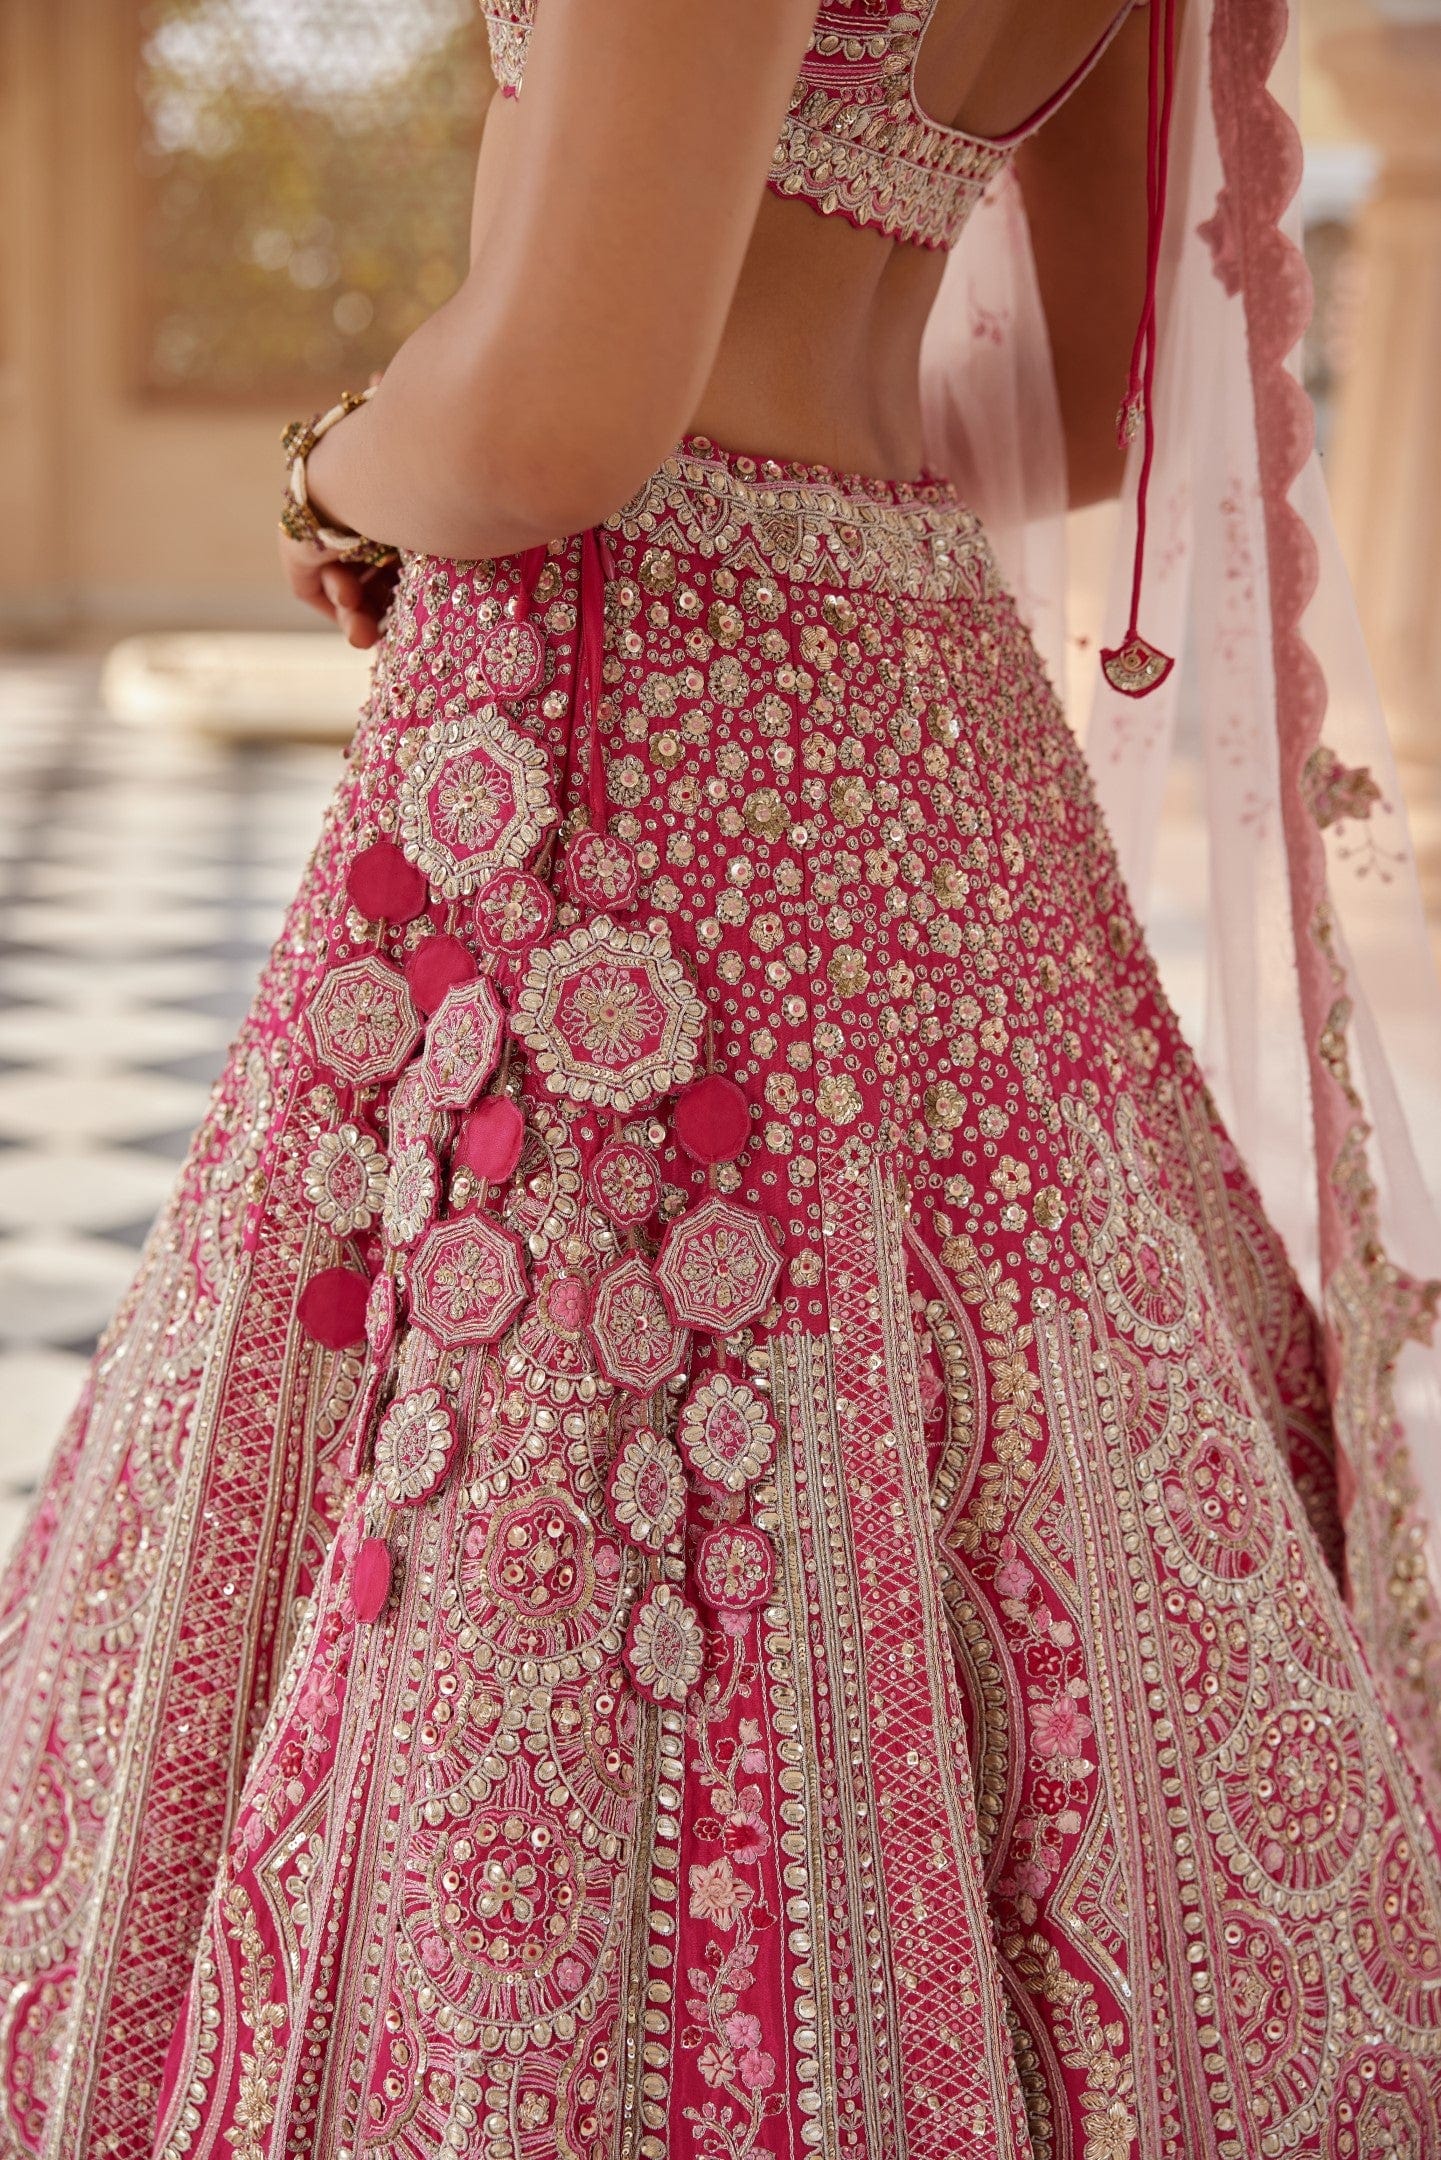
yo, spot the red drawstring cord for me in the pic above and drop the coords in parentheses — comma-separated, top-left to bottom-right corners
(559, 527, 616, 836)
(513, 543, 548, 621)
(1100, 0, 1179, 700)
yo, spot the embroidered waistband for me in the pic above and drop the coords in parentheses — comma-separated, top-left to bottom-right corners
(607, 433, 998, 604)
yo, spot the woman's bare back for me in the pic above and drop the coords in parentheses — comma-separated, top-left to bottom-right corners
(469, 0, 1153, 488)
(297, 0, 1159, 621)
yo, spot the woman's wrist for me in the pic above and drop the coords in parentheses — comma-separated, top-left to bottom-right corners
(279, 388, 395, 567)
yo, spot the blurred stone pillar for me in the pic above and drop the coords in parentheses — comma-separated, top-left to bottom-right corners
(1320, 7, 1441, 899)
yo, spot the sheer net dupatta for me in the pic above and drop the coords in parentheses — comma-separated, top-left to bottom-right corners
(919, 0, 1441, 1800)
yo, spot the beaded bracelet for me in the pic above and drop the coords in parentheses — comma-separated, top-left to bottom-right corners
(280, 386, 397, 568)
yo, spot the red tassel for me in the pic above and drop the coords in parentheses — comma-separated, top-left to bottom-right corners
(1103, 0, 1180, 700)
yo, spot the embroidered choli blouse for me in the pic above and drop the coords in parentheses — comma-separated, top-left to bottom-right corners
(480, 1, 1134, 253)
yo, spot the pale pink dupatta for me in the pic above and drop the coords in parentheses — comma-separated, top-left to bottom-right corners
(920, 0, 1441, 1796)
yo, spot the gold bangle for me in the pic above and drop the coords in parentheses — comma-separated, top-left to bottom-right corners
(280, 385, 396, 566)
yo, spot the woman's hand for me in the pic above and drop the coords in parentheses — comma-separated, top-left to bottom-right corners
(277, 529, 397, 651)
(276, 0, 824, 565)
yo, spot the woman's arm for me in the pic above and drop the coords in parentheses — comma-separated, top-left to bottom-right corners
(302, 0, 821, 564)
(1012, 3, 1156, 509)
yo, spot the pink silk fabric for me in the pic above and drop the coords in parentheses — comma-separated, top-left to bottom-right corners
(3, 439, 1441, 2159)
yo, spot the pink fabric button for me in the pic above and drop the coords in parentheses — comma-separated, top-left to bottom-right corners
(673, 1073, 751, 1165)
(404, 934, 478, 1016)
(297, 1266, 371, 1350)
(456, 1095, 526, 1184)
(352, 1536, 393, 1623)
(345, 839, 428, 925)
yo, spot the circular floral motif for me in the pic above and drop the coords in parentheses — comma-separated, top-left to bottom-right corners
(514, 1268, 596, 1380)
(475, 616, 546, 701)
(1352, 1820, 1441, 2026)
(309, 956, 422, 1087)
(624, 1583, 705, 1705)
(397, 706, 558, 898)
(373, 1386, 460, 1508)
(1213, 1903, 1332, 2135)
(512, 915, 705, 1114)
(677, 1375, 776, 1493)
(472, 868, 556, 956)
(695, 1524, 775, 1612)
(1159, 1422, 1277, 1584)
(382, 1139, 440, 1248)
(656, 1198, 782, 1333)
(587, 1138, 661, 1228)
(815, 1072, 863, 1128)
(1326, 2046, 1441, 2160)
(1101, 1219, 1193, 1349)
(409, 1215, 529, 1348)
(302, 1123, 388, 1235)
(587, 1254, 690, 1394)
(605, 1427, 687, 1553)
(456, 1487, 626, 1673)
(563, 828, 640, 913)
(1217, 1697, 1372, 1897)
(401, 1805, 615, 2025)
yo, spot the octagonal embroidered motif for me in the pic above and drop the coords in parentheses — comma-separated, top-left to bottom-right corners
(694, 1524, 775, 1613)
(512, 915, 704, 1114)
(397, 706, 557, 898)
(409, 1214, 529, 1348)
(373, 1386, 461, 1509)
(656, 1197, 781, 1333)
(309, 956, 422, 1087)
(586, 1254, 689, 1394)
(419, 977, 505, 1111)
(475, 617, 546, 702)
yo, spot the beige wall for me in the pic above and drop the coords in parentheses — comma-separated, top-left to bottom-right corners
(0, 0, 298, 635)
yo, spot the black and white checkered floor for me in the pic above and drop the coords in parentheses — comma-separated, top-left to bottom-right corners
(2, 654, 1436, 1569)
(0, 656, 340, 1560)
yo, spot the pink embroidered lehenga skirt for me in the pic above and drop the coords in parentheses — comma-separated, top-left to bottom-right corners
(3, 436, 1441, 2160)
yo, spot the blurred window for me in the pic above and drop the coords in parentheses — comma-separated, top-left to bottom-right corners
(136, 0, 488, 399)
